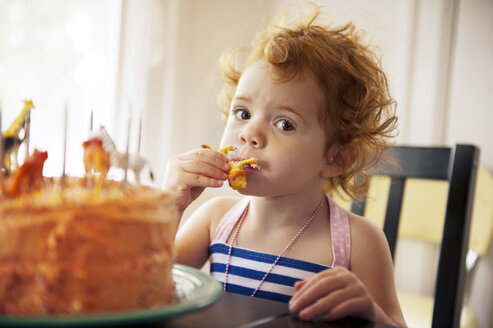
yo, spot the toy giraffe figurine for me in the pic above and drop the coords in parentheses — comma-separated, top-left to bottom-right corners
(89, 126, 154, 184)
(2, 100, 35, 173)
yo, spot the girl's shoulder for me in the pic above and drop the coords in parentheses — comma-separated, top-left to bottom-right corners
(346, 211, 392, 268)
(197, 195, 245, 238)
(201, 195, 242, 216)
(346, 211, 384, 239)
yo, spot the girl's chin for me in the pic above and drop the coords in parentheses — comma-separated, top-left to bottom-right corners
(234, 186, 274, 197)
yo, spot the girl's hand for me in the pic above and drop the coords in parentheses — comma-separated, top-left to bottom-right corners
(162, 147, 230, 215)
(289, 267, 376, 322)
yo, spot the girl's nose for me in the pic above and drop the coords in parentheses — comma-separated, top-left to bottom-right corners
(239, 123, 264, 148)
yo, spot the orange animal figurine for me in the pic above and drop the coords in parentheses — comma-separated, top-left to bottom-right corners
(4, 149, 48, 197)
(82, 138, 110, 189)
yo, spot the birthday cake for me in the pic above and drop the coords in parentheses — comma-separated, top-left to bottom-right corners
(0, 151, 177, 315)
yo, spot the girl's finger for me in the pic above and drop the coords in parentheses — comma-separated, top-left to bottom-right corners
(294, 279, 307, 291)
(177, 169, 225, 189)
(289, 274, 345, 313)
(297, 284, 360, 320)
(180, 160, 229, 180)
(180, 148, 230, 172)
(322, 295, 375, 322)
(290, 268, 342, 306)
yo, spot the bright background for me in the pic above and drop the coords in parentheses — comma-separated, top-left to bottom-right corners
(1, 0, 492, 326)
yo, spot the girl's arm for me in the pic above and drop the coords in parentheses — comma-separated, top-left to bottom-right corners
(349, 214, 407, 327)
(289, 214, 407, 327)
(162, 146, 233, 268)
(175, 196, 239, 268)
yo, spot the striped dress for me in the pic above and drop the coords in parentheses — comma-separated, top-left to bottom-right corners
(209, 195, 351, 303)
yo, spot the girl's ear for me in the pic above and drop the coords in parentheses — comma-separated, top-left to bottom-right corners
(321, 144, 345, 178)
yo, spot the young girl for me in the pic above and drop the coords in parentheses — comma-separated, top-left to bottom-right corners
(163, 5, 406, 327)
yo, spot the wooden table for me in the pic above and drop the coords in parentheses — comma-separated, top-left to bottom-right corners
(141, 292, 396, 328)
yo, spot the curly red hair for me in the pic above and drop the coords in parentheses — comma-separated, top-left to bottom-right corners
(217, 5, 398, 201)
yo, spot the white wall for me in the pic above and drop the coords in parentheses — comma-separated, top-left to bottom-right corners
(116, 0, 492, 326)
(447, 1, 493, 325)
(447, 0, 493, 166)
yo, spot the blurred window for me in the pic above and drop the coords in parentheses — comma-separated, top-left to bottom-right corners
(0, 0, 121, 176)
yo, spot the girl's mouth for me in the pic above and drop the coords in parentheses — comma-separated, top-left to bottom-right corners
(243, 163, 260, 172)
(230, 158, 260, 169)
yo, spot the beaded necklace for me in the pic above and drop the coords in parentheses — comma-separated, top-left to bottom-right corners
(223, 196, 326, 296)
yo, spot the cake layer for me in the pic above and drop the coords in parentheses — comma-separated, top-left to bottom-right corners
(0, 202, 176, 261)
(0, 251, 174, 315)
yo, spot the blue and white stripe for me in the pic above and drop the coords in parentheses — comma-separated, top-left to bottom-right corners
(209, 243, 330, 303)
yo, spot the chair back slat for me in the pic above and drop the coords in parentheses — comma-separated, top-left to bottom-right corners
(390, 146, 451, 179)
(383, 177, 405, 259)
(432, 145, 479, 328)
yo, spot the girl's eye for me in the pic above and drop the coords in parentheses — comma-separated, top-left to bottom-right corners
(234, 108, 251, 120)
(275, 119, 296, 132)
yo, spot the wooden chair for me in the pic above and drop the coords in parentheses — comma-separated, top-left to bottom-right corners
(343, 144, 480, 328)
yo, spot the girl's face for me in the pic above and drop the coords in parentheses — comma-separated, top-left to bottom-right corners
(220, 60, 336, 197)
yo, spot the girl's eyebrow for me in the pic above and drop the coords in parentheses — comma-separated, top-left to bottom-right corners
(276, 105, 306, 123)
(232, 95, 251, 102)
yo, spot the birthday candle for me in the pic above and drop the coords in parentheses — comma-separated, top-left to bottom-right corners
(89, 109, 94, 132)
(123, 114, 131, 186)
(61, 105, 68, 188)
(0, 105, 4, 176)
(137, 110, 142, 155)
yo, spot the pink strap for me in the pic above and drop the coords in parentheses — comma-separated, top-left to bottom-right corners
(328, 195, 351, 269)
(212, 197, 250, 243)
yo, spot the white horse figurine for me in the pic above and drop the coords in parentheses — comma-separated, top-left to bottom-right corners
(89, 126, 154, 184)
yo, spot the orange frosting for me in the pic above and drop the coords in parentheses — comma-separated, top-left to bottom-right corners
(0, 177, 177, 315)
